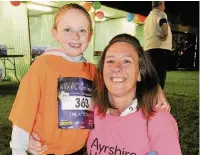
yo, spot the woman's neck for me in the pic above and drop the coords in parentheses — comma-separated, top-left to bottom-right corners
(109, 93, 135, 115)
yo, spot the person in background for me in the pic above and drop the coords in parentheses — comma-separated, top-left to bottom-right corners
(87, 34, 182, 155)
(144, 1, 172, 89)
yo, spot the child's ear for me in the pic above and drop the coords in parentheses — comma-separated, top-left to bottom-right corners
(51, 28, 58, 41)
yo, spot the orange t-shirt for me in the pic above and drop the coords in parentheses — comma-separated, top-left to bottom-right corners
(9, 55, 96, 154)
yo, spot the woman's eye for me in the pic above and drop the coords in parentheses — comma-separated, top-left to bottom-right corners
(64, 28, 71, 32)
(106, 60, 114, 64)
(123, 60, 131, 64)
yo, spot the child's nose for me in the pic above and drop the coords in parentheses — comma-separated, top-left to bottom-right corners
(72, 31, 80, 40)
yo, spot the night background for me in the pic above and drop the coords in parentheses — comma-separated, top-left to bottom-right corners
(101, 1, 199, 70)
(101, 1, 199, 26)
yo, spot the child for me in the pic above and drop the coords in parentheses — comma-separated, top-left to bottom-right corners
(9, 3, 95, 155)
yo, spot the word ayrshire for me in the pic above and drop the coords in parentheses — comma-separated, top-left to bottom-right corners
(89, 138, 136, 155)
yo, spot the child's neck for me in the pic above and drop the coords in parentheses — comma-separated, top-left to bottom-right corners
(44, 48, 86, 62)
(58, 47, 83, 61)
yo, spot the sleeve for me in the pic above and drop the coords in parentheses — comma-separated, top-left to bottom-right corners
(148, 111, 182, 155)
(157, 12, 168, 27)
(89, 63, 97, 80)
(9, 56, 47, 134)
(10, 125, 29, 155)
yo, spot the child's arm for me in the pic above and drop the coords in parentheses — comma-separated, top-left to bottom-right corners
(9, 57, 47, 154)
(155, 85, 170, 111)
(10, 125, 29, 155)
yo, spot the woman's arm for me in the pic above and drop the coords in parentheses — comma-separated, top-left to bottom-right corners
(27, 132, 48, 155)
(10, 126, 48, 155)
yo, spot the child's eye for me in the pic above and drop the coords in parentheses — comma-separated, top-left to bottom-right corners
(80, 29, 87, 33)
(64, 28, 71, 32)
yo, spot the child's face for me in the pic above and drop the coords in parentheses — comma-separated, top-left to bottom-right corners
(52, 9, 92, 57)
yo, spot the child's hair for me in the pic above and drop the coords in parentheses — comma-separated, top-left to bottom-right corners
(53, 3, 93, 33)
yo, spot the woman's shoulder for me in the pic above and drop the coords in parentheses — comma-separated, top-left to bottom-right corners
(153, 110, 174, 118)
(150, 111, 176, 124)
(148, 111, 178, 132)
(147, 112, 181, 154)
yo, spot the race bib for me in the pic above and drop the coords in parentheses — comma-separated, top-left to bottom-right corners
(58, 77, 94, 129)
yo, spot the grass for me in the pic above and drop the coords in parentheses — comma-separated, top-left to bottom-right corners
(0, 71, 199, 155)
(0, 95, 14, 155)
(0, 81, 18, 94)
(165, 71, 199, 155)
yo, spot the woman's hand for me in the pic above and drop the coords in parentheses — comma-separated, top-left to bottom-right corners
(27, 132, 48, 155)
(155, 85, 171, 111)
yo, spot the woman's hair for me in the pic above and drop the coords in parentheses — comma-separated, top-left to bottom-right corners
(53, 3, 93, 33)
(92, 33, 159, 119)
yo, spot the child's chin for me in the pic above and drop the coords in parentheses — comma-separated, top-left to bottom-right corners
(66, 51, 83, 57)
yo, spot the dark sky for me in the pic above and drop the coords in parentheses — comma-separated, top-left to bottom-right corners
(101, 1, 199, 27)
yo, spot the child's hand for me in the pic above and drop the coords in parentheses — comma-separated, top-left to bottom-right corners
(155, 86, 171, 112)
(28, 132, 48, 155)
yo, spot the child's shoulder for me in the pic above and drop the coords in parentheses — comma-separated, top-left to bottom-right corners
(87, 62, 96, 68)
(35, 54, 63, 65)
(81, 62, 96, 79)
(31, 55, 49, 67)
(33, 54, 51, 62)
(85, 62, 96, 72)
(30, 55, 61, 72)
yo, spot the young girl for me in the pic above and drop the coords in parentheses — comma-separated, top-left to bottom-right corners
(10, 3, 170, 155)
(9, 3, 95, 155)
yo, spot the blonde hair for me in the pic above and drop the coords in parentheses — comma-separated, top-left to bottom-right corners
(53, 3, 93, 33)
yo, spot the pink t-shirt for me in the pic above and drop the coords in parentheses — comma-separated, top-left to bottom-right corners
(87, 110, 182, 155)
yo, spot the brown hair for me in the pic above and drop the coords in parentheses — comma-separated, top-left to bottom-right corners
(53, 3, 93, 33)
(92, 34, 159, 119)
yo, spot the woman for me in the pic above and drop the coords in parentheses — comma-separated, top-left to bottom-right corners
(87, 34, 182, 155)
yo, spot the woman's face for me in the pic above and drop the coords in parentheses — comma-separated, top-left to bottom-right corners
(103, 42, 141, 98)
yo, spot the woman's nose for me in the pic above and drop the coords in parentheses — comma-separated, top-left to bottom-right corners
(112, 62, 122, 73)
